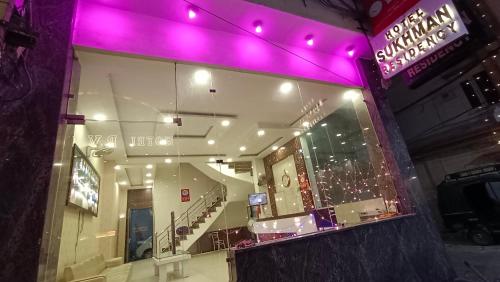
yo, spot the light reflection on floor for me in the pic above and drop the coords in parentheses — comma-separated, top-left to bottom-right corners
(129, 251, 229, 282)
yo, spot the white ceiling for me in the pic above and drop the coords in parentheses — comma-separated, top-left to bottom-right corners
(75, 50, 358, 187)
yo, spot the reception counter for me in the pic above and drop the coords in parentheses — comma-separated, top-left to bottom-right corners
(228, 214, 456, 282)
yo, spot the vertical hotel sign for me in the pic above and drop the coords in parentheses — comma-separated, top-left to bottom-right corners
(369, 0, 468, 79)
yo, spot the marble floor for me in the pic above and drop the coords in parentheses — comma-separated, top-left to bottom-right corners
(129, 251, 229, 282)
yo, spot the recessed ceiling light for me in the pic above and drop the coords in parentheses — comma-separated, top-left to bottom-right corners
(159, 139, 167, 146)
(163, 116, 174, 123)
(257, 130, 265, 136)
(226, 158, 233, 162)
(114, 165, 121, 170)
(146, 173, 152, 177)
(293, 131, 301, 136)
(343, 90, 360, 101)
(93, 113, 107, 121)
(119, 181, 127, 185)
(305, 34, 314, 46)
(221, 120, 230, 127)
(146, 164, 153, 169)
(209, 157, 216, 162)
(240, 146, 247, 152)
(302, 121, 310, 127)
(146, 185, 153, 188)
(145, 179, 153, 184)
(188, 8, 196, 19)
(129, 143, 135, 147)
(346, 45, 355, 57)
(279, 82, 293, 94)
(164, 158, 172, 164)
(207, 139, 215, 145)
(336, 133, 342, 137)
(306, 132, 312, 136)
(272, 145, 278, 151)
(194, 70, 210, 85)
(255, 24, 262, 33)
(321, 123, 327, 127)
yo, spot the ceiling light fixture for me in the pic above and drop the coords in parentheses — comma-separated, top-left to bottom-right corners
(207, 139, 215, 145)
(272, 145, 278, 151)
(221, 120, 230, 127)
(163, 116, 174, 123)
(257, 130, 265, 136)
(280, 82, 293, 94)
(305, 34, 314, 46)
(254, 20, 263, 33)
(145, 179, 153, 184)
(146, 173, 152, 177)
(343, 90, 360, 101)
(119, 181, 127, 185)
(188, 7, 197, 19)
(293, 131, 301, 136)
(114, 165, 121, 170)
(164, 158, 172, 164)
(321, 123, 327, 127)
(240, 146, 247, 152)
(93, 113, 107, 121)
(146, 164, 153, 169)
(209, 157, 216, 162)
(302, 121, 310, 127)
(129, 143, 135, 147)
(346, 45, 355, 57)
(306, 132, 312, 136)
(194, 69, 210, 85)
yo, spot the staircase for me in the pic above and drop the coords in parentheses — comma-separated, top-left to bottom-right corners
(154, 185, 227, 258)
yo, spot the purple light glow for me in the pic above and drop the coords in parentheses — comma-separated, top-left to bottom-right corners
(254, 20, 263, 34)
(346, 45, 355, 57)
(305, 35, 314, 46)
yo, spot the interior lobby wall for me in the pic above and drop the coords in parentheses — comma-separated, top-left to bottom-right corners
(153, 163, 221, 232)
(56, 125, 124, 282)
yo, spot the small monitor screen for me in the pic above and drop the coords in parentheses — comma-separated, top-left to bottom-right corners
(68, 145, 100, 216)
(248, 193, 268, 206)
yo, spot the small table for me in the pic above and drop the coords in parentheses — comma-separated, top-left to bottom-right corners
(153, 254, 191, 281)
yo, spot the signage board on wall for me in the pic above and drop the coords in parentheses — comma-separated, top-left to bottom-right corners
(370, 0, 468, 79)
(181, 188, 190, 202)
(363, 0, 420, 35)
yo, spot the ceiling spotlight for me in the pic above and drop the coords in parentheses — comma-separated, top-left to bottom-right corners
(114, 165, 121, 170)
(346, 45, 355, 57)
(272, 145, 278, 151)
(119, 181, 127, 185)
(293, 131, 301, 136)
(93, 113, 107, 121)
(146, 173, 152, 177)
(226, 158, 233, 162)
(194, 69, 210, 85)
(221, 120, 230, 127)
(302, 121, 310, 127)
(146, 164, 153, 169)
(209, 157, 216, 162)
(240, 146, 247, 152)
(145, 179, 154, 184)
(257, 130, 265, 136)
(306, 132, 312, 136)
(336, 133, 342, 137)
(164, 158, 172, 164)
(159, 139, 167, 146)
(188, 7, 197, 19)
(280, 82, 293, 94)
(163, 116, 174, 123)
(305, 34, 314, 46)
(207, 139, 215, 145)
(254, 20, 263, 33)
(321, 123, 327, 127)
(343, 90, 360, 101)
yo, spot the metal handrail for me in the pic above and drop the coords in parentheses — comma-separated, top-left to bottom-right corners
(155, 184, 226, 256)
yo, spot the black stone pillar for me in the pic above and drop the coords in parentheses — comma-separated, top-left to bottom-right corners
(0, 1, 77, 281)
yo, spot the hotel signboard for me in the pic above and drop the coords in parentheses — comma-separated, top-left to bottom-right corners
(370, 0, 468, 79)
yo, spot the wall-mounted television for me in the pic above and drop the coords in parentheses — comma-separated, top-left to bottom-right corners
(67, 144, 100, 216)
(248, 193, 268, 206)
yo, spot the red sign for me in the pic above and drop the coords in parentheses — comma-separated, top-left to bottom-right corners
(362, 0, 420, 35)
(181, 188, 190, 202)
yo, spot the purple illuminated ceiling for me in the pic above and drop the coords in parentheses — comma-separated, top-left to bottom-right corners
(73, 0, 370, 87)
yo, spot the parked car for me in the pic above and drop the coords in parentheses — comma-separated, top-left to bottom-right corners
(135, 236, 153, 259)
(438, 165, 500, 245)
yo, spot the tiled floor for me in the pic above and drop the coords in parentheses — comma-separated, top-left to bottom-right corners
(129, 251, 229, 282)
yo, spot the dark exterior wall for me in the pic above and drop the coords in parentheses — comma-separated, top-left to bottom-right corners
(231, 59, 456, 281)
(0, 0, 77, 281)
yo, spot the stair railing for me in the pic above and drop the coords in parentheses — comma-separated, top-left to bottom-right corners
(154, 184, 227, 257)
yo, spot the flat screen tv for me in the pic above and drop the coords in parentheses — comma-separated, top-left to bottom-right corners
(67, 144, 100, 216)
(248, 193, 268, 206)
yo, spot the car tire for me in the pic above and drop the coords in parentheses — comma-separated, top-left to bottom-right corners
(142, 249, 153, 259)
(469, 229, 494, 246)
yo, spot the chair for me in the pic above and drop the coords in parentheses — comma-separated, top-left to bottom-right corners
(209, 232, 226, 250)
